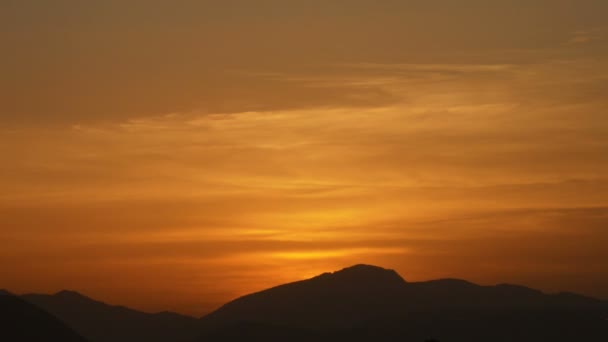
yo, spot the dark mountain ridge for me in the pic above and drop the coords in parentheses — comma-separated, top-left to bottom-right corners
(198, 264, 608, 341)
(0, 291, 88, 341)
(22, 290, 200, 342)
(201, 264, 409, 330)
(8, 265, 608, 341)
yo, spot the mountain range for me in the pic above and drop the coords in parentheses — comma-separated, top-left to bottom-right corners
(22, 290, 200, 342)
(3, 265, 608, 341)
(0, 290, 87, 341)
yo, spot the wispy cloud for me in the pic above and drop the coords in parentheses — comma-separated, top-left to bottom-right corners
(567, 28, 605, 45)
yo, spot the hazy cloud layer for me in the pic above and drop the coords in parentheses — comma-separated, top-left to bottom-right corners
(2, 0, 607, 124)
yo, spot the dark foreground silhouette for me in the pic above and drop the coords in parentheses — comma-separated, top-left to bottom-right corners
(0, 290, 87, 341)
(197, 265, 608, 341)
(3, 265, 608, 341)
(22, 290, 199, 342)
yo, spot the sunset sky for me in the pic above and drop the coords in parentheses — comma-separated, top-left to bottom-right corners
(1, 0, 608, 316)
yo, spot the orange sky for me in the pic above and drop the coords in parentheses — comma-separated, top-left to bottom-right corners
(1, 1, 608, 316)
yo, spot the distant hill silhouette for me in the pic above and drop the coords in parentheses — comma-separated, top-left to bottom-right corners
(8, 265, 608, 341)
(22, 290, 199, 342)
(201, 264, 408, 330)
(198, 264, 608, 341)
(0, 291, 87, 341)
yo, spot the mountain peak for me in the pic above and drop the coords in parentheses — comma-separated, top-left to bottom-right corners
(54, 290, 88, 300)
(203, 264, 409, 330)
(335, 264, 395, 273)
(322, 264, 407, 284)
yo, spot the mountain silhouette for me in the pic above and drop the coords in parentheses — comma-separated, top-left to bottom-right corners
(9, 265, 608, 341)
(0, 290, 88, 341)
(201, 264, 408, 330)
(198, 264, 608, 341)
(22, 290, 199, 342)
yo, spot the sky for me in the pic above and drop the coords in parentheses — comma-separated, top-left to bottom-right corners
(1, 0, 608, 316)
